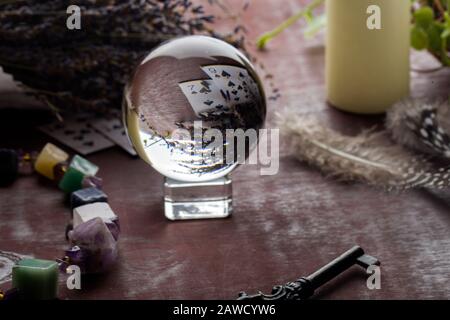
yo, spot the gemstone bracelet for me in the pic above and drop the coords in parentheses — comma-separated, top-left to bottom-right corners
(0, 146, 381, 301)
(0, 144, 120, 300)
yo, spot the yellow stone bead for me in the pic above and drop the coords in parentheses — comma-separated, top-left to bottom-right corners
(34, 143, 69, 180)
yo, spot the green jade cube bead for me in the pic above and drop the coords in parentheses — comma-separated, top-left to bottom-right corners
(12, 259, 59, 300)
(59, 155, 99, 193)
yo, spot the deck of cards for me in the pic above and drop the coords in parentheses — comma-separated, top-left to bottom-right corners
(38, 112, 136, 156)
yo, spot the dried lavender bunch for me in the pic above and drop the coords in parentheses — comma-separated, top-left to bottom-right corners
(0, 0, 244, 114)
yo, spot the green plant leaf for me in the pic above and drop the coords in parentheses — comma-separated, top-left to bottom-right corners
(427, 23, 443, 52)
(413, 6, 435, 28)
(303, 14, 326, 38)
(411, 26, 428, 50)
(255, 0, 325, 50)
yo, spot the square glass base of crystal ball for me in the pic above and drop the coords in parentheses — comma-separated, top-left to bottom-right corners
(164, 176, 232, 220)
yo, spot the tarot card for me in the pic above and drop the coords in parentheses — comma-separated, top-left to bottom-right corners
(90, 117, 137, 156)
(179, 79, 231, 116)
(39, 113, 114, 155)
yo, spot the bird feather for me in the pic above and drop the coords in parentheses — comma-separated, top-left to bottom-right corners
(278, 110, 450, 190)
(386, 98, 450, 159)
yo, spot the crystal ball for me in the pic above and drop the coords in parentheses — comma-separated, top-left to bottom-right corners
(123, 35, 266, 182)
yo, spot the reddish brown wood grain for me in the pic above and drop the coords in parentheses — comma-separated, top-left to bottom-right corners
(1, 0, 450, 299)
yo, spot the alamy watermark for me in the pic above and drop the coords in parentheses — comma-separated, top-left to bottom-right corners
(367, 4, 382, 30)
(65, 263, 380, 291)
(66, 4, 383, 31)
(366, 264, 381, 290)
(66, 5, 81, 30)
(66, 265, 81, 290)
(171, 121, 279, 176)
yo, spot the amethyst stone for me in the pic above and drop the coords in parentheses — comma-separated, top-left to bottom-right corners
(68, 218, 118, 274)
(60, 246, 86, 273)
(105, 219, 120, 241)
(82, 175, 103, 189)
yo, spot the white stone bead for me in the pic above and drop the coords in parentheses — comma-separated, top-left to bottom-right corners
(72, 202, 117, 228)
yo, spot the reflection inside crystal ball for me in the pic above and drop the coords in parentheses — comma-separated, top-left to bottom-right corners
(123, 36, 266, 182)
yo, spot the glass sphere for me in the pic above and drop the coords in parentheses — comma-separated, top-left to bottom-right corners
(123, 35, 266, 182)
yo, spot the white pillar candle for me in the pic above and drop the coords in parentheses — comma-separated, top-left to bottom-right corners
(326, 0, 411, 114)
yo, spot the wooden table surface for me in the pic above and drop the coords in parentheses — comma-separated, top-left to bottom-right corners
(1, 0, 450, 299)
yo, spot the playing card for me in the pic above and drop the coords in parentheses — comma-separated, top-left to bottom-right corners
(201, 65, 259, 105)
(39, 113, 114, 155)
(237, 70, 260, 98)
(201, 65, 246, 89)
(90, 117, 137, 156)
(179, 79, 231, 116)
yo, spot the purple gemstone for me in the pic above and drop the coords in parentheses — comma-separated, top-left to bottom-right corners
(59, 245, 86, 273)
(82, 176, 103, 189)
(68, 218, 118, 274)
(105, 219, 120, 241)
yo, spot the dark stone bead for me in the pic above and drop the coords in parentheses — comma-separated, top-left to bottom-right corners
(65, 222, 73, 241)
(3, 287, 21, 300)
(0, 149, 18, 186)
(70, 187, 108, 210)
(53, 161, 68, 183)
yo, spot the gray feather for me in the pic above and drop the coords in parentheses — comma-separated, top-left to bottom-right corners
(386, 98, 450, 159)
(278, 110, 450, 191)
